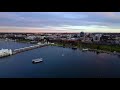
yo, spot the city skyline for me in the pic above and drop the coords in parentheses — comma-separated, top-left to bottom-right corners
(0, 12, 120, 33)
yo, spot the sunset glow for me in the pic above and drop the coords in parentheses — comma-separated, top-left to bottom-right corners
(0, 12, 120, 33)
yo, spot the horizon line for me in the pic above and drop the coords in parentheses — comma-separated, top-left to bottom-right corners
(0, 31, 120, 34)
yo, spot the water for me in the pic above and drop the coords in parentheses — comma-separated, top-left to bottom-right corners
(0, 40, 120, 78)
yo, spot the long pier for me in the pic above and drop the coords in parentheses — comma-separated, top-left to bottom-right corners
(12, 44, 48, 55)
(0, 42, 53, 58)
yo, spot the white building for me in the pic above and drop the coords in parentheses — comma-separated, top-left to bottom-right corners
(93, 34, 102, 42)
(26, 36, 36, 40)
(0, 49, 12, 57)
(37, 36, 45, 39)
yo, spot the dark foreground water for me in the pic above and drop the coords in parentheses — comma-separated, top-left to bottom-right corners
(0, 40, 120, 78)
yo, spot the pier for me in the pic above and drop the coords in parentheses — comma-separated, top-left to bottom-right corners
(0, 43, 48, 58)
(12, 44, 48, 55)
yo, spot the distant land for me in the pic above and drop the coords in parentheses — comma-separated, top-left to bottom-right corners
(0, 32, 120, 34)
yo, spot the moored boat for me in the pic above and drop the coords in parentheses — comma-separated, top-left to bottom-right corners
(72, 47, 77, 50)
(82, 48, 89, 51)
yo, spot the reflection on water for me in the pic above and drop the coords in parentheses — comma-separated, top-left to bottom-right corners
(0, 59, 8, 63)
(96, 51, 100, 55)
(0, 58, 10, 64)
(97, 53, 110, 61)
(0, 55, 14, 64)
(117, 55, 120, 59)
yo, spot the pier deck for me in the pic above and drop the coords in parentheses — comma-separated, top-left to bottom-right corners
(0, 43, 49, 58)
(12, 44, 48, 55)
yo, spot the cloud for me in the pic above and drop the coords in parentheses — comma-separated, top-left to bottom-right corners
(96, 12, 120, 19)
(0, 12, 120, 33)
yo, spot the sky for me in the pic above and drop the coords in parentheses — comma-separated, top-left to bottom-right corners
(0, 12, 120, 33)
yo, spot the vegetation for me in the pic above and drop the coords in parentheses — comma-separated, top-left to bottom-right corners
(78, 43, 120, 52)
(15, 38, 120, 52)
(49, 40, 120, 52)
(16, 39, 31, 43)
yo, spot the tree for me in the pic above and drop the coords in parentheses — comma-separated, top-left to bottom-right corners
(91, 38, 93, 42)
(97, 45, 100, 49)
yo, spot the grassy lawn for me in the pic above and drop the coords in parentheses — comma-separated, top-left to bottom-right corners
(77, 43, 120, 52)
(50, 42, 120, 52)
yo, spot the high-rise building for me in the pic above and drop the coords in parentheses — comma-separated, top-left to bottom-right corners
(80, 32, 84, 37)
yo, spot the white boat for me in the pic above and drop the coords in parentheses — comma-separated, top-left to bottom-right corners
(82, 48, 89, 51)
(32, 58, 43, 63)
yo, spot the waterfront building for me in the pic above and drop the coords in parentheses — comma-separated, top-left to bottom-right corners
(26, 36, 36, 40)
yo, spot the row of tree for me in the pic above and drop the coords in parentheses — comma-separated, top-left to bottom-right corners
(49, 39, 120, 52)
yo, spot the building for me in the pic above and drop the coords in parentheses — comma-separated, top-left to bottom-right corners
(80, 32, 84, 37)
(26, 36, 36, 40)
(115, 36, 120, 44)
(82, 33, 93, 43)
(93, 34, 102, 42)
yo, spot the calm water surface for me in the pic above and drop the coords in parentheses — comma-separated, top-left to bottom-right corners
(0, 40, 120, 78)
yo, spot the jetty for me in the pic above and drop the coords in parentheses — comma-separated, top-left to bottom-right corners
(0, 43, 49, 58)
(13, 44, 48, 55)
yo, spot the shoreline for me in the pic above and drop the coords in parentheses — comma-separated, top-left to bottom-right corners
(88, 48, 120, 55)
(49, 43, 120, 56)
(1, 38, 120, 56)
